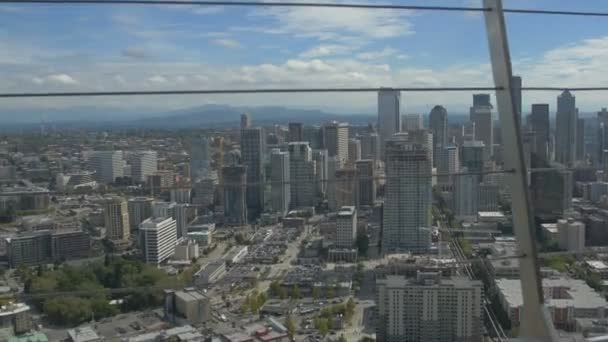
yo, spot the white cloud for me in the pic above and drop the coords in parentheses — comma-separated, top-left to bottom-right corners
(299, 44, 358, 58)
(211, 38, 242, 49)
(47, 74, 79, 85)
(147, 75, 168, 84)
(357, 47, 398, 60)
(192, 6, 224, 15)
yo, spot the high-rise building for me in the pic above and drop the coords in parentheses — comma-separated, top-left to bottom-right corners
(192, 176, 216, 207)
(355, 159, 376, 207)
(334, 168, 357, 209)
(348, 138, 361, 165)
(557, 219, 585, 253)
(240, 127, 265, 218)
(478, 182, 499, 212)
(303, 125, 323, 149)
(461, 141, 485, 180)
(139, 217, 177, 265)
(130, 151, 157, 183)
(402, 114, 423, 132)
(153, 201, 189, 240)
(336, 206, 357, 248)
(470, 95, 493, 159)
(407, 130, 433, 168)
(437, 144, 459, 185)
(429, 105, 448, 167)
(576, 117, 585, 161)
(171, 188, 191, 204)
(240, 113, 251, 129)
(326, 156, 342, 211)
(190, 137, 211, 179)
(222, 165, 247, 226)
(376, 273, 483, 342)
(555, 90, 577, 166)
(382, 134, 431, 254)
(597, 108, 608, 166)
(270, 149, 290, 216)
(323, 121, 349, 163)
(128, 197, 153, 231)
(288, 122, 303, 142)
(288, 142, 315, 208)
(103, 196, 130, 241)
(531, 160, 573, 219)
(455, 167, 478, 220)
(511, 75, 522, 125)
(89, 151, 123, 184)
(378, 89, 401, 158)
(529, 104, 551, 162)
(360, 133, 380, 161)
(313, 149, 329, 200)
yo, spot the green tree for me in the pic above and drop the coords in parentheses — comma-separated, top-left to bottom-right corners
(291, 284, 301, 299)
(315, 318, 330, 335)
(356, 232, 369, 256)
(326, 287, 336, 299)
(43, 297, 93, 326)
(285, 314, 296, 337)
(338, 335, 348, 342)
(312, 287, 321, 300)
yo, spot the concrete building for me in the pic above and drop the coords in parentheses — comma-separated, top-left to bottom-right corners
(173, 240, 199, 261)
(170, 289, 210, 324)
(478, 182, 499, 212)
(153, 201, 189, 240)
(454, 167, 478, 220)
(191, 176, 216, 207)
(103, 196, 130, 241)
(555, 90, 577, 166)
(469, 94, 493, 159)
(531, 164, 573, 219)
(140, 217, 178, 265)
(55, 171, 97, 193)
(222, 165, 247, 226)
(376, 273, 483, 342)
(557, 219, 585, 253)
(195, 260, 226, 286)
(335, 206, 356, 248)
(302, 125, 323, 149)
(334, 168, 357, 210)
(402, 113, 424, 132)
(326, 156, 341, 211)
(240, 127, 265, 218)
(348, 138, 361, 165)
(50, 230, 91, 261)
(577, 117, 585, 161)
(190, 136, 211, 179)
(529, 103, 551, 162)
(270, 149, 290, 216)
(287, 122, 303, 142)
(382, 134, 431, 254)
(146, 171, 175, 196)
(288, 142, 315, 208)
(378, 88, 401, 158)
(88, 150, 123, 184)
(323, 121, 349, 164)
(0, 303, 32, 337)
(128, 197, 153, 232)
(496, 277, 606, 331)
(170, 188, 191, 204)
(6, 230, 90, 267)
(429, 105, 448, 167)
(461, 140, 485, 180)
(360, 133, 380, 161)
(130, 151, 157, 183)
(437, 144, 459, 185)
(313, 149, 328, 200)
(355, 159, 376, 207)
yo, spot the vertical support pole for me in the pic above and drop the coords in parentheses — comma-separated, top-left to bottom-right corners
(482, 0, 556, 340)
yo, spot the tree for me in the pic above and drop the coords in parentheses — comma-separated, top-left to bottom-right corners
(44, 297, 93, 326)
(326, 287, 336, 299)
(291, 284, 301, 299)
(316, 318, 330, 335)
(312, 287, 321, 300)
(285, 314, 296, 337)
(356, 232, 369, 256)
(338, 335, 348, 342)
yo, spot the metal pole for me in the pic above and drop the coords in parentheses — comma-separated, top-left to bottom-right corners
(482, 0, 556, 340)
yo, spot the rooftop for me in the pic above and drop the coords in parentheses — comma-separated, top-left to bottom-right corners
(67, 326, 101, 342)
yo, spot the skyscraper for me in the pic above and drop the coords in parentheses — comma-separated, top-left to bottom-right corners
(455, 167, 479, 220)
(348, 138, 361, 165)
(461, 140, 485, 180)
(334, 168, 357, 209)
(89, 151, 123, 184)
(190, 137, 211, 179)
(335, 206, 357, 248)
(288, 142, 315, 208)
(152, 201, 189, 240)
(382, 134, 431, 253)
(313, 149, 329, 200)
(555, 90, 577, 166)
(529, 104, 550, 162)
(287, 122, 303, 142)
(597, 108, 608, 166)
(470, 94, 494, 159)
(326, 156, 342, 211)
(240, 127, 265, 218)
(222, 165, 247, 226)
(240, 113, 251, 129)
(576, 117, 585, 161)
(139, 217, 177, 265)
(512, 75, 522, 126)
(302, 125, 323, 149)
(360, 133, 380, 162)
(378, 89, 401, 158)
(130, 151, 158, 183)
(402, 114, 423, 132)
(355, 159, 376, 207)
(437, 144, 459, 185)
(376, 273, 483, 342)
(429, 105, 448, 168)
(323, 121, 349, 164)
(128, 197, 153, 232)
(103, 196, 130, 242)
(270, 149, 290, 216)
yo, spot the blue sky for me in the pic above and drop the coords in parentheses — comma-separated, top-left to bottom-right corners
(1, 0, 607, 115)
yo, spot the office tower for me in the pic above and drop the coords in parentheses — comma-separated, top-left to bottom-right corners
(360, 133, 380, 161)
(521, 130, 536, 170)
(335, 168, 357, 209)
(555, 90, 577, 166)
(557, 219, 585, 253)
(288, 142, 315, 208)
(128, 197, 153, 231)
(382, 134, 431, 253)
(147, 171, 176, 196)
(190, 137, 211, 179)
(512, 75, 522, 125)
(576, 118, 585, 161)
(171, 188, 191, 204)
(240, 113, 251, 129)
(303, 125, 323, 149)
(437, 144, 459, 185)
(402, 114, 423, 132)
(139, 217, 177, 265)
(478, 182, 499, 211)
(530, 160, 573, 219)
(222, 165, 247, 226)
(240, 127, 265, 218)
(378, 88, 401, 157)
(270, 149, 290, 216)
(461, 140, 485, 180)
(130, 151, 158, 183)
(597, 108, 608, 166)
(376, 273, 483, 342)
(192, 176, 216, 207)
(455, 167, 478, 219)
(326, 156, 342, 211)
(153, 201, 189, 240)
(470, 94, 493, 159)
(429, 105, 448, 167)
(323, 121, 349, 163)
(7, 231, 91, 267)
(336, 206, 357, 248)
(355, 159, 376, 207)
(407, 130, 433, 168)
(89, 150, 123, 184)
(313, 149, 329, 199)
(348, 139, 361, 164)
(288, 122, 303, 142)
(462, 122, 476, 142)
(103, 196, 130, 241)
(529, 104, 551, 162)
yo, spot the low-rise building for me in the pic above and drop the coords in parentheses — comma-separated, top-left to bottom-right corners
(67, 326, 102, 342)
(223, 246, 248, 265)
(0, 303, 32, 337)
(164, 289, 210, 324)
(195, 260, 226, 286)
